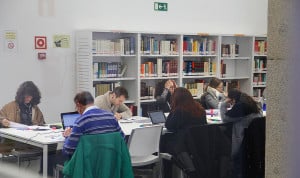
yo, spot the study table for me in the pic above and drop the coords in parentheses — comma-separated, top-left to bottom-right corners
(0, 127, 64, 178)
(0, 113, 226, 178)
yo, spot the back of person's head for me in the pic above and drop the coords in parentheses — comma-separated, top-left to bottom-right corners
(15, 81, 41, 105)
(208, 77, 223, 89)
(74, 91, 94, 106)
(112, 86, 128, 98)
(171, 87, 205, 117)
(227, 88, 242, 102)
(228, 88, 260, 114)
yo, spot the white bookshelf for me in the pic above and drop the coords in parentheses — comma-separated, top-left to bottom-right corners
(252, 36, 267, 98)
(76, 30, 267, 116)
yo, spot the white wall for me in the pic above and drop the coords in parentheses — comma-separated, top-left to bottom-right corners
(0, 0, 268, 123)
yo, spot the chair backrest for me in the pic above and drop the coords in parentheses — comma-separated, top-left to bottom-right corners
(244, 116, 265, 178)
(185, 123, 233, 178)
(63, 132, 133, 178)
(127, 125, 163, 157)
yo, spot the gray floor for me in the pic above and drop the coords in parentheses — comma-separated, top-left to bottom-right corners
(0, 155, 53, 178)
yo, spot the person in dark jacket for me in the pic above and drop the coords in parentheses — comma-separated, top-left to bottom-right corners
(220, 88, 262, 178)
(154, 79, 177, 112)
(161, 87, 207, 178)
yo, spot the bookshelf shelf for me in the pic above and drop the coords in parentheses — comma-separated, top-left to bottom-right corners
(92, 54, 136, 57)
(76, 30, 266, 116)
(183, 55, 218, 57)
(140, 76, 179, 80)
(220, 76, 250, 80)
(252, 71, 267, 74)
(221, 57, 251, 60)
(141, 54, 179, 57)
(93, 77, 136, 82)
(140, 99, 156, 103)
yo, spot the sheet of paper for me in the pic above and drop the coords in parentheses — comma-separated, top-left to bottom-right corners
(9, 121, 29, 129)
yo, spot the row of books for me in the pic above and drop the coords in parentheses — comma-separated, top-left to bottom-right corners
(253, 73, 266, 85)
(253, 58, 267, 71)
(183, 61, 217, 76)
(223, 80, 240, 93)
(140, 82, 155, 99)
(183, 37, 217, 55)
(93, 62, 126, 78)
(140, 59, 178, 77)
(184, 81, 205, 97)
(253, 88, 265, 98)
(141, 36, 178, 55)
(92, 37, 135, 55)
(220, 60, 227, 78)
(254, 40, 267, 55)
(94, 82, 121, 96)
(221, 44, 239, 57)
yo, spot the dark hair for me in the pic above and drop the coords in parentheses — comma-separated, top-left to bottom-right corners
(154, 80, 168, 98)
(112, 86, 129, 98)
(228, 88, 260, 114)
(74, 91, 94, 105)
(15, 81, 41, 105)
(171, 87, 205, 117)
(208, 77, 223, 89)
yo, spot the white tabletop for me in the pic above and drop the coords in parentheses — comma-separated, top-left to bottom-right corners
(0, 127, 65, 145)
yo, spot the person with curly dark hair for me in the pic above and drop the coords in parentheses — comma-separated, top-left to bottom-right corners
(0, 81, 45, 127)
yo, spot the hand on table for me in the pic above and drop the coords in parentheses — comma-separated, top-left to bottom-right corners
(114, 113, 122, 120)
(1, 119, 10, 127)
(63, 127, 72, 137)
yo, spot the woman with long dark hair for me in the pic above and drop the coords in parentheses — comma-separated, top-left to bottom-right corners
(161, 87, 207, 177)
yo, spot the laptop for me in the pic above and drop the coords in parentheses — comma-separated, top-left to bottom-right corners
(147, 110, 167, 126)
(60, 112, 81, 129)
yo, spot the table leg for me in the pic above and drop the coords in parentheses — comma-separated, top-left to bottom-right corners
(43, 145, 48, 178)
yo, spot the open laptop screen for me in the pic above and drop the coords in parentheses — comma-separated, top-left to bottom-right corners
(148, 110, 167, 125)
(60, 112, 81, 129)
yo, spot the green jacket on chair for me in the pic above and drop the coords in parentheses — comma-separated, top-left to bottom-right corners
(63, 132, 134, 178)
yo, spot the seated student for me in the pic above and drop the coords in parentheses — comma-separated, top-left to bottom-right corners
(94, 86, 132, 120)
(154, 79, 177, 112)
(63, 91, 125, 156)
(0, 81, 45, 127)
(160, 87, 207, 178)
(200, 77, 226, 109)
(220, 88, 263, 178)
(0, 81, 56, 176)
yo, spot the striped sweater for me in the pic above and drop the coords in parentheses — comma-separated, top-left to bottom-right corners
(62, 108, 125, 156)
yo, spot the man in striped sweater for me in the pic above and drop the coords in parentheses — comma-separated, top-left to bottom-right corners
(62, 91, 125, 157)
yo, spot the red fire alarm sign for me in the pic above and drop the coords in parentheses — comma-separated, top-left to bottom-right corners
(35, 36, 47, 49)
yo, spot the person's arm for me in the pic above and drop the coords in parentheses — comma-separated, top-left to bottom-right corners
(165, 110, 181, 132)
(32, 106, 45, 125)
(62, 125, 83, 156)
(205, 93, 219, 109)
(117, 103, 132, 119)
(156, 88, 169, 103)
(220, 102, 245, 123)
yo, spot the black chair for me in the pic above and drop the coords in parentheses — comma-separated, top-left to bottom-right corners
(243, 117, 265, 178)
(172, 123, 233, 178)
